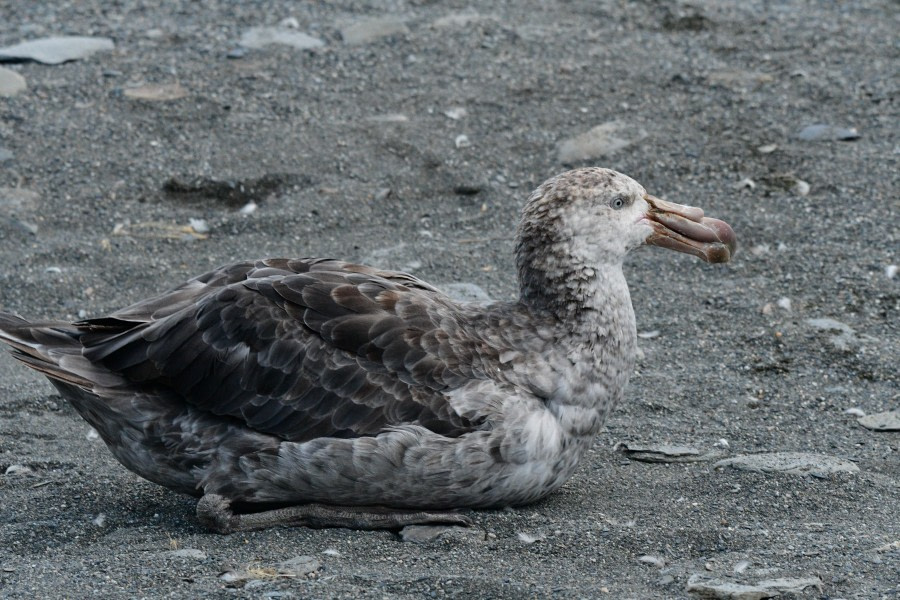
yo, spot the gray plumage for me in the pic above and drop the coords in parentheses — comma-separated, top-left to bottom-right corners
(0, 168, 735, 522)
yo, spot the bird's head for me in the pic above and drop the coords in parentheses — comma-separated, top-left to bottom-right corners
(517, 167, 736, 268)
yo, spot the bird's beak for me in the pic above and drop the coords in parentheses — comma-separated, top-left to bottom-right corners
(642, 194, 736, 263)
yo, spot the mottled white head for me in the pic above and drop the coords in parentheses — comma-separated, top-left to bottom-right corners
(515, 167, 735, 316)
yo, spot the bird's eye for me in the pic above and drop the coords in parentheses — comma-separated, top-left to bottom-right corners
(610, 196, 628, 210)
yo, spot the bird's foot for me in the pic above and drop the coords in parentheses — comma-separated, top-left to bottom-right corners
(196, 494, 473, 533)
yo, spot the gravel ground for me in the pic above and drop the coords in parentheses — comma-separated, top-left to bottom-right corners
(0, 1, 897, 598)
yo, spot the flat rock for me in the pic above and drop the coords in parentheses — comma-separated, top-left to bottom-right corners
(340, 17, 409, 45)
(165, 548, 207, 560)
(441, 282, 492, 303)
(714, 452, 859, 477)
(796, 123, 860, 141)
(557, 122, 647, 163)
(124, 83, 188, 101)
(617, 443, 724, 463)
(400, 525, 486, 544)
(0, 66, 26, 96)
(239, 27, 324, 50)
(0, 36, 114, 65)
(687, 575, 822, 599)
(275, 555, 319, 576)
(0, 187, 40, 215)
(857, 411, 900, 432)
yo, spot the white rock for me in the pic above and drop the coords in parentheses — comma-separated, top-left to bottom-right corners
(188, 218, 210, 234)
(239, 27, 324, 50)
(844, 407, 866, 417)
(86, 427, 100, 441)
(756, 144, 778, 154)
(443, 107, 467, 120)
(557, 122, 647, 163)
(454, 134, 471, 148)
(322, 548, 341, 557)
(886, 264, 898, 279)
(517, 532, 545, 544)
(637, 330, 660, 339)
(776, 297, 791, 311)
(92, 513, 107, 527)
(278, 17, 300, 29)
(239, 201, 258, 215)
(124, 83, 188, 102)
(793, 179, 810, 196)
(4, 464, 33, 476)
(857, 411, 900, 432)
(0, 36, 114, 64)
(0, 66, 26, 97)
(733, 177, 756, 190)
(638, 555, 666, 567)
(340, 17, 409, 45)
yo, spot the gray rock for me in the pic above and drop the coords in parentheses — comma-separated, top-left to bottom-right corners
(557, 122, 647, 163)
(805, 317, 859, 351)
(275, 555, 319, 576)
(796, 124, 860, 141)
(165, 548, 207, 560)
(0, 187, 40, 215)
(0, 36, 114, 65)
(686, 574, 822, 599)
(341, 17, 409, 45)
(857, 411, 900, 432)
(441, 282, 492, 303)
(715, 452, 859, 477)
(618, 443, 724, 463)
(0, 148, 12, 162)
(0, 66, 26, 96)
(400, 525, 486, 544)
(239, 27, 324, 50)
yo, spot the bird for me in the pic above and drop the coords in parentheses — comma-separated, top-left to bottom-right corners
(0, 167, 735, 533)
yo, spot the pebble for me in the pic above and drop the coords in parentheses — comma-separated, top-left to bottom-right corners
(733, 560, 751, 574)
(886, 264, 897, 279)
(432, 12, 495, 28)
(340, 17, 409, 45)
(0, 66, 26, 96)
(844, 407, 866, 417)
(0, 187, 39, 215)
(276, 555, 319, 576)
(714, 452, 859, 477)
(92, 513, 107, 527)
(556, 122, 647, 163)
(617, 443, 724, 463)
(86, 427, 100, 441)
(793, 179, 810, 196)
(188, 218, 210, 234)
(400, 525, 486, 544)
(226, 47, 247, 59)
(857, 411, 900, 432)
(322, 548, 341, 557)
(517, 532, 545, 544)
(775, 297, 791, 311)
(0, 36, 114, 64)
(686, 575, 822, 599)
(0, 148, 13, 162)
(638, 555, 666, 568)
(442, 282, 492, 303)
(239, 27, 324, 50)
(637, 330, 660, 339)
(4, 464, 33, 476)
(796, 124, 860, 141)
(443, 107, 467, 120)
(239, 201, 258, 215)
(733, 177, 756, 190)
(124, 83, 188, 102)
(454, 134, 471, 148)
(756, 144, 777, 154)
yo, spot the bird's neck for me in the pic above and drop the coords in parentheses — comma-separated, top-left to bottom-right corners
(516, 238, 635, 337)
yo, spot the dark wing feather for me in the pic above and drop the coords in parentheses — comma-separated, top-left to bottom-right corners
(78, 258, 487, 442)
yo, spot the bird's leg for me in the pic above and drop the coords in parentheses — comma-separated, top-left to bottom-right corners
(196, 494, 473, 533)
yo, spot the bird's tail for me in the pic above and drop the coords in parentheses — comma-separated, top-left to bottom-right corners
(0, 312, 96, 389)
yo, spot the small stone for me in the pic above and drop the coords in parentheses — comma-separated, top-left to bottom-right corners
(0, 66, 26, 96)
(400, 525, 485, 544)
(0, 36, 114, 64)
(733, 560, 751, 574)
(793, 180, 810, 196)
(776, 297, 792, 311)
(86, 427, 100, 441)
(844, 407, 866, 417)
(124, 83, 188, 102)
(92, 514, 107, 527)
(340, 17, 409, 45)
(278, 17, 300, 29)
(639, 555, 666, 568)
(239, 201, 258, 215)
(517, 531, 545, 544)
(857, 411, 900, 432)
(796, 124, 860, 141)
(617, 443, 723, 463)
(756, 144, 778, 154)
(0, 147, 12, 162)
(4, 464, 33, 476)
(443, 107, 467, 120)
(366, 113, 409, 123)
(714, 452, 859, 477)
(886, 265, 898, 279)
(454, 134, 471, 148)
(239, 27, 324, 50)
(637, 330, 660, 339)
(557, 122, 648, 163)
(226, 47, 247, 59)
(442, 282, 492, 303)
(373, 188, 392, 202)
(276, 555, 319, 576)
(188, 218, 209, 234)
(733, 178, 756, 190)
(686, 575, 822, 599)
(322, 548, 341, 557)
